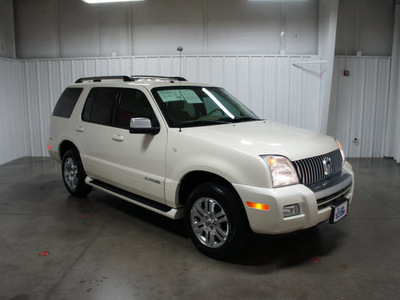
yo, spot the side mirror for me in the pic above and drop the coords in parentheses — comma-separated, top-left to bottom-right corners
(129, 117, 160, 135)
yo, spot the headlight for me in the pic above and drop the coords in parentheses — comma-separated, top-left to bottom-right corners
(336, 140, 346, 166)
(261, 155, 299, 188)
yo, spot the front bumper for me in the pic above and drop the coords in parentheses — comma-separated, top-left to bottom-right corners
(233, 162, 354, 234)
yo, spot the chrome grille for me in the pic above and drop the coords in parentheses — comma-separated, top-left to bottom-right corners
(292, 149, 343, 187)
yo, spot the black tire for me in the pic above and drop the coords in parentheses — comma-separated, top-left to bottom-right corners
(185, 182, 250, 259)
(61, 149, 92, 197)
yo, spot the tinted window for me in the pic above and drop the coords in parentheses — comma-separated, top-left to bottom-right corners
(52, 88, 83, 118)
(115, 89, 155, 128)
(82, 88, 119, 125)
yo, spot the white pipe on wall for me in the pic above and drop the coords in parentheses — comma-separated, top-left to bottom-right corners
(318, 0, 339, 135)
(385, 3, 400, 163)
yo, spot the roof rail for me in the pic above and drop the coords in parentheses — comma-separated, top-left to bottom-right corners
(74, 75, 187, 84)
(75, 76, 133, 83)
(131, 75, 187, 82)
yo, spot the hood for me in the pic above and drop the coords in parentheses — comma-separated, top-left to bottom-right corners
(181, 120, 338, 161)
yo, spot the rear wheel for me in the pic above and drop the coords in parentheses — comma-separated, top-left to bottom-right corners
(185, 183, 249, 259)
(61, 149, 92, 197)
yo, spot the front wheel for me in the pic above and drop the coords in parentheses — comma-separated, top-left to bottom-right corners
(61, 149, 92, 197)
(185, 183, 249, 259)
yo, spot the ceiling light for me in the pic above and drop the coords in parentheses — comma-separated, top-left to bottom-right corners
(82, 0, 144, 4)
(249, 0, 308, 2)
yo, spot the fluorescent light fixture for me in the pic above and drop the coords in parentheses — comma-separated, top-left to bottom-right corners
(82, 0, 144, 4)
(249, 0, 308, 2)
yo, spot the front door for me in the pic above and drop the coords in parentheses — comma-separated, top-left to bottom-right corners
(108, 88, 167, 203)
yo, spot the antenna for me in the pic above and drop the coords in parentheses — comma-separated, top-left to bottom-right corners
(177, 46, 184, 133)
(177, 46, 183, 79)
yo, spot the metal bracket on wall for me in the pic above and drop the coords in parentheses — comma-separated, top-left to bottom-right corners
(292, 60, 327, 67)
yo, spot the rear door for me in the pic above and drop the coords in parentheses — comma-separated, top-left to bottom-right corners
(78, 87, 119, 183)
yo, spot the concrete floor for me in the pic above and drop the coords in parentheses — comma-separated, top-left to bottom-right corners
(0, 157, 399, 300)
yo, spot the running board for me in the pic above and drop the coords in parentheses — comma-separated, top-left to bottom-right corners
(85, 177, 184, 219)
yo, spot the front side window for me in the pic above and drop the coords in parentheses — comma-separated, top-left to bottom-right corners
(115, 89, 155, 128)
(82, 88, 119, 125)
(52, 88, 83, 118)
(152, 86, 259, 127)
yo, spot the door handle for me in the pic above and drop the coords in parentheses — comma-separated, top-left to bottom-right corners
(112, 134, 124, 142)
(75, 126, 84, 132)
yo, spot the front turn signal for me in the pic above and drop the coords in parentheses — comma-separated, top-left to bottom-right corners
(246, 201, 270, 211)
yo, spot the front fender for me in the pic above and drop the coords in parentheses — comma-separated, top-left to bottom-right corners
(164, 129, 271, 207)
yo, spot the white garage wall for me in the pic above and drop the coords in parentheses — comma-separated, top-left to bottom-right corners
(0, 59, 28, 164)
(0, 54, 393, 164)
(0, 1, 395, 165)
(329, 56, 391, 158)
(13, 0, 319, 59)
(13, 0, 395, 60)
(18, 54, 324, 158)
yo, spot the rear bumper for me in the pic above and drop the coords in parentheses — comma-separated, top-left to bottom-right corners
(47, 139, 61, 163)
(233, 162, 354, 234)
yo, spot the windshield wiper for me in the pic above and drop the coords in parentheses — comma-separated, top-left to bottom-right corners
(173, 120, 230, 128)
(231, 117, 259, 123)
(172, 117, 259, 128)
(218, 117, 259, 123)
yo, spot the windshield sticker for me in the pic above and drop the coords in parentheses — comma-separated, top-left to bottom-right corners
(157, 90, 184, 103)
(180, 90, 203, 104)
(158, 90, 203, 104)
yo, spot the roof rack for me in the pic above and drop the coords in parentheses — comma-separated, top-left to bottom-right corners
(131, 75, 187, 82)
(75, 75, 187, 84)
(75, 76, 132, 83)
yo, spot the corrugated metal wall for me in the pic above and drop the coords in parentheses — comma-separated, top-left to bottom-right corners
(0, 54, 393, 164)
(330, 56, 391, 158)
(18, 55, 325, 158)
(0, 58, 28, 164)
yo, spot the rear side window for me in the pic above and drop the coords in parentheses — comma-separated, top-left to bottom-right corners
(82, 88, 119, 125)
(52, 88, 83, 118)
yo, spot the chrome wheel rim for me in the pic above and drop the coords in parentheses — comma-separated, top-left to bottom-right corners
(190, 197, 229, 248)
(63, 157, 78, 191)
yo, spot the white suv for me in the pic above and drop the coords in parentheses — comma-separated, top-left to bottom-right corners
(48, 75, 354, 258)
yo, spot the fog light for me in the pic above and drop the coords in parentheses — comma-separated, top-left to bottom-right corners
(283, 204, 300, 218)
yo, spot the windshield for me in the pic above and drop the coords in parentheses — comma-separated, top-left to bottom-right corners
(152, 86, 259, 127)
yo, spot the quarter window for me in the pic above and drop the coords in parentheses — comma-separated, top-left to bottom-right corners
(52, 88, 83, 118)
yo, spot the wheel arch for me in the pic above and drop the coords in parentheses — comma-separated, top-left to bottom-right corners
(178, 171, 242, 207)
(60, 141, 92, 197)
(183, 177, 251, 258)
(59, 140, 79, 159)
